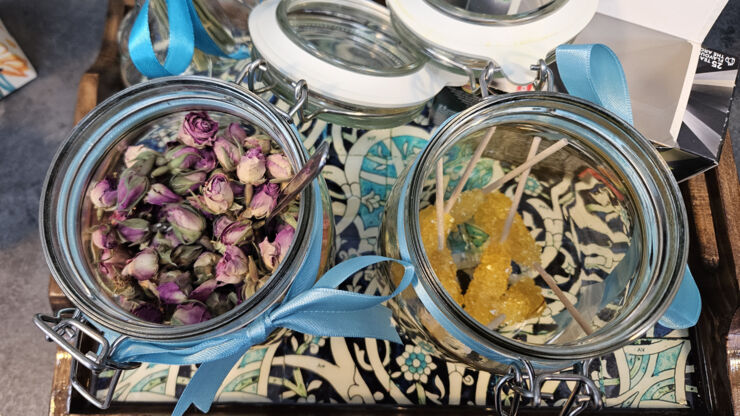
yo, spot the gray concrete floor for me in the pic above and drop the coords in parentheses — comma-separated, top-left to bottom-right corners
(0, 1, 739, 415)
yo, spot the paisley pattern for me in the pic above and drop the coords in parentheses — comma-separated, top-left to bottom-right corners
(95, 107, 699, 411)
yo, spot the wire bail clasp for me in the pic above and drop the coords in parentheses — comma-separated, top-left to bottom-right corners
(236, 58, 309, 125)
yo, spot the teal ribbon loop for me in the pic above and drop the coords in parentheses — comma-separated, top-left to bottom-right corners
(129, 0, 249, 78)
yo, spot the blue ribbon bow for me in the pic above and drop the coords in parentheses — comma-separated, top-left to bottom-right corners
(128, 0, 250, 78)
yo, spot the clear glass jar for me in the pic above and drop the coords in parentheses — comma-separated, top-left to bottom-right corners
(39, 76, 334, 344)
(378, 92, 687, 373)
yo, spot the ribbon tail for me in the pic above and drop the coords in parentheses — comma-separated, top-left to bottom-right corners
(172, 352, 242, 416)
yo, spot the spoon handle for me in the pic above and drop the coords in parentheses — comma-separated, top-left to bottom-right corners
(268, 141, 330, 222)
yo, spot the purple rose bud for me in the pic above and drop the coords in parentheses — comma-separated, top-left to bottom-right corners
(131, 302, 163, 323)
(195, 148, 217, 171)
(194, 252, 221, 284)
(248, 183, 279, 218)
(125, 145, 158, 168)
(243, 134, 272, 154)
(165, 204, 206, 245)
(178, 111, 219, 149)
(89, 178, 117, 209)
(190, 279, 218, 302)
(274, 224, 295, 263)
(158, 281, 189, 304)
(212, 216, 234, 240)
(117, 218, 151, 245)
(116, 168, 149, 212)
(230, 181, 245, 197)
(219, 219, 253, 246)
(171, 303, 211, 325)
(159, 269, 192, 288)
(200, 172, 234, 214)
(170, 171, 207, 195)
(165, 145, 201, 173)
(91, 225, 117, 249)
(144, 183, 182, 205)
(236, 148, 266, 185)
(171, 244, 203, 267)
(121, 248, 159, 281)
(216, 245, 248, 285)
(213, 136, 242, 172)
(266, 154, 292, 181)
(258, 237, 279, 271)
(228, 122, 248, 142)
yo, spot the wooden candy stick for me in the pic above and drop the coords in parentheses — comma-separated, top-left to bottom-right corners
(500, 136, 541, 242)
(487, 313, 507, 330)
(482, 139, 568, 194)
(534, 263, 593, 335)
(444, 127, 496, 214)
(435, 159, 446, 250)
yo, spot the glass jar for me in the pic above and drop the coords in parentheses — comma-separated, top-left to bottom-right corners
(36, 76, 334, 406)
(378, 92, 687, 373)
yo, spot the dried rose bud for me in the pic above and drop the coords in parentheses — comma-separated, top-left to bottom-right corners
(274, 224, 295, 263)
(171, 303, 211, 325)
(138, 279, 160, 299)
(266, 154, 292, 181)
(89, 178, 117, 209)
(172, 244, 203, 267)
(109, 210, 128, 225)
(116, 168, 149, 212)
(193, 252, 220, 284)
(212, 215, 234, 240)
(244, 134, 271, 154)
(117, 218, 151, 245)
(144, 183, 182, 205)
(230, 181, 245, 197)
(131, 302, 163, 323)
(121, 247, 159, 281)
(101, 247, 130, 267)
(216, 245, 248, 285)
(213, 136, 242, 172)
(236, 148, 266, 185)
(200, 172, 234, 214)
(170, 171, 207, 195)
(91, 225, 117, 249)
(158, 282, 189, 304)
(195, 148, 217, 171)
(227, 122, 248, 142)
(178, 111, 218, 149)
(248, 183, 279, 218)
(165, 204, 206, 245)
(159, 269, 192, 288)
(165, 145, 201, 173)
(219, 219, 253, 246)
(206, 291, 236, 316)
(258, 237, 279, 271)
(190, 279, 217, 302)
(125, 145, 159, 168)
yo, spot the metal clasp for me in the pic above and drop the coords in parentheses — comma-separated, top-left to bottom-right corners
(33, 309, 138, 409)
(531, 59, 555, 92)
(494, 359, 603, 416)
(235, 58, 309, 125)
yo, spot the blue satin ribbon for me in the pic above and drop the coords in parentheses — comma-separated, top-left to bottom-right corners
(107, 181, 415, 415)
(555, 43, 700, 329)
(129, 0, 250, 78)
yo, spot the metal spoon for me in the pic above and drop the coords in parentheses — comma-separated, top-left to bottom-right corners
(267, 140, 330, 222)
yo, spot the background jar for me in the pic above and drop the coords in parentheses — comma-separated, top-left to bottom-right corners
(378, 92, 688, 372)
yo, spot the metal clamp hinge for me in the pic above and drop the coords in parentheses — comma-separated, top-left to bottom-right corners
(34, 310, 138, 409)
(236, 58, 309, 125)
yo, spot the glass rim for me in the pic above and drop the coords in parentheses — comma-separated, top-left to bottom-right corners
(424, 0, 569, 25)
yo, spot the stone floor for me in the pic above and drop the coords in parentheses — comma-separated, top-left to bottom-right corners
(0, 1, 738, 415)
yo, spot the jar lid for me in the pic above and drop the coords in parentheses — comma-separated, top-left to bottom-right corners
(387, 0, 598, 85)
(249, 0, 466, 126)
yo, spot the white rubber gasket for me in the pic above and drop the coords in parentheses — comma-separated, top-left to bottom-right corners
(387, 0, 598, 85)
(249, 0, 467, 109)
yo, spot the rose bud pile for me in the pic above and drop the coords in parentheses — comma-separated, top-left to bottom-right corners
(86, 111, 300, 325)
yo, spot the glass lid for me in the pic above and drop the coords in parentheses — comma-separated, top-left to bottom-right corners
(425, 0, 567, 24)
(277, 0, 425, 76)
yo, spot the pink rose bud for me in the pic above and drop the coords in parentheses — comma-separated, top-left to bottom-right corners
(266, 154, 292, 181)
(219, 219, 253, 246)
(165, 204, 206, 245)
(165, 145, 201, 173)
(89, 178, 117, 209)
(171, 303, 211, 325)
(170, 171, 207, 195)
(212, 215, 234, 240)
(194, 252, 221, 284)
(178, 111, 219, 149)
(195, 148, 217, 171)
(157, 281, 189, 304)
(117, 218, 151, 245)
(213, 136, 242, 172)
(216, 245, 248, 285)
(230, 180, 245, 197)
(171, 244, 204, 267)
(258, 237, 279, 271)
(91, 225, 117, 249)
(144, 183, 182, 205)
(116, 168, 149, 212)
(236, 147, 266, 185)
(248, 183, 279, 218)
(274, 224, 295, 263)
(121, 248, 159, 281)
(228, 122, 255, 143)
(190, 279, 218, 302)
(243, 134, 272, 154)
(200, 172, 234, 214)
(124, 145, 158, 168)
